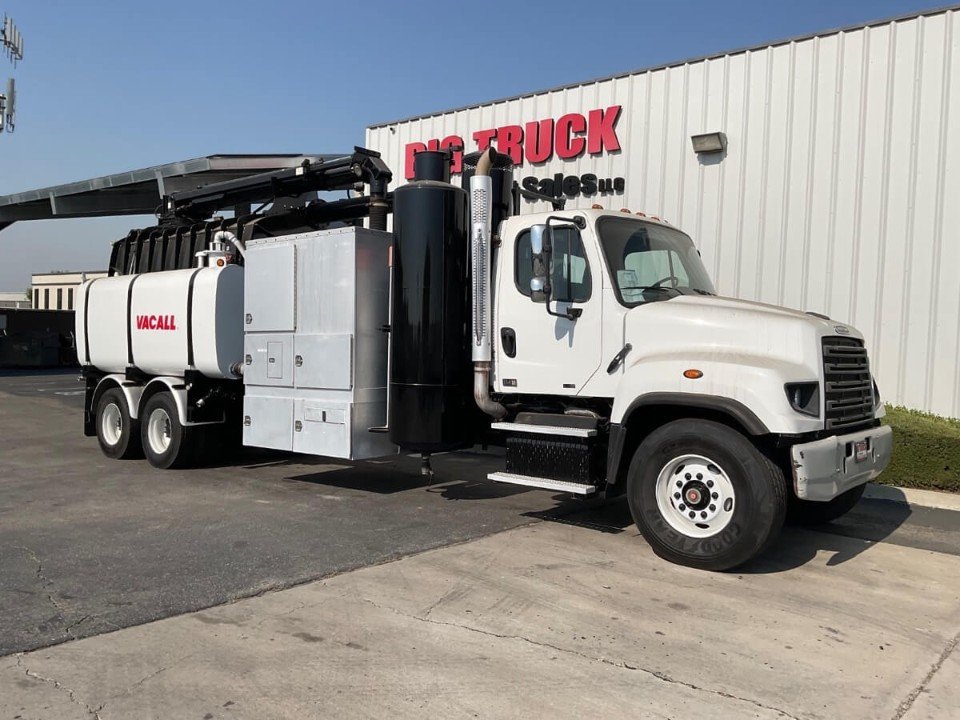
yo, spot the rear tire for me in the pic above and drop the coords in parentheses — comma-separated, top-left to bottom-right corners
(789, 484, 865, 525)
(626, 419, 787, 571)
(95, 387, 143, 459)
(141, 392, 198, 469)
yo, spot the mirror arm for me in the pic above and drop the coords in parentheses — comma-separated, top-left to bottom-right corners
(514, 181, 566, 211)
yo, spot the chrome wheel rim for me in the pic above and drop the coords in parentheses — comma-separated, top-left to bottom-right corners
(146, 408, 173, 455)
(655, 454, 735, 538)
(100, 403, 123, 446)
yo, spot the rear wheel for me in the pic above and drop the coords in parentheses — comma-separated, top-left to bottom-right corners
(789, 484, 865, 525)
(626, 419, 787, 571)
(95, 387, 143, 459)
(141, 392, 198, 469)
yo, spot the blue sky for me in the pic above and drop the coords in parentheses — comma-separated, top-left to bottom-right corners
(0, 0, 950, 290)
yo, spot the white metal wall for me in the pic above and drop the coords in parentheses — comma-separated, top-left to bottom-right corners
(367, 9, 960, 418)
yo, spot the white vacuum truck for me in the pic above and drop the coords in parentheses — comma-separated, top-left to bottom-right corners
(73, 147, 892, 570)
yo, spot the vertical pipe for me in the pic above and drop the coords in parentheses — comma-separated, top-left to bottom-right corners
(470, 149, 506, 420)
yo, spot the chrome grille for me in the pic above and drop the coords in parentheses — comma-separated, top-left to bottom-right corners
(822, 336, 874, 429)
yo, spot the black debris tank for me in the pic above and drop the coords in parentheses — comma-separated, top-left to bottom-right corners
(388, 154, 472, 452)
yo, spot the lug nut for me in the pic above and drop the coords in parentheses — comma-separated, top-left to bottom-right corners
(706, 479, 714, 488)
(709, 504, 716, 512)
(677, 480, 683, 487)
(674, 492, 681, 499)
(688, 511, 696, 519)
(685, 473, 692, 480)
(679, 504, 686, 511)
(711, 492, 718, 499)
(700, 511, 707, 518)
(696, 473, 703, 480)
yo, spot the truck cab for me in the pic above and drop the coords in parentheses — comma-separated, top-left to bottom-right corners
(489, 207, 892, 569)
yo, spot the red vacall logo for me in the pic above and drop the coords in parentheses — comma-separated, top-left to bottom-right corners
(136, 314, 177, 330)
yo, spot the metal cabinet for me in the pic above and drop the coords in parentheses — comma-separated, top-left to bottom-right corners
(242, 227, 396, 461)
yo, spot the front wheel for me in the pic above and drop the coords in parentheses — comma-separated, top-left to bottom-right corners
(626, 419, 787, 571)
(141, 392, 198, 469)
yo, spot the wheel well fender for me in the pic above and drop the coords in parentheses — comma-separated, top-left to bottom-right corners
(87, 375, 144, 438)
(605, 394, 770, 490)
(139, 377, 190, 426)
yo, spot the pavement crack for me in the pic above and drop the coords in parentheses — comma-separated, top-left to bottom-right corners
(12, 544, 88, 639)
(14, 545, 66, 615)
(98, 650, 200, 707)
(359, 597, 801, 720)
(891, 627, 960, 720)
(16, 653, 103, 719)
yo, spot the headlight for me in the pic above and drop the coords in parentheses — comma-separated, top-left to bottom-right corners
(785, 382, 820, 417)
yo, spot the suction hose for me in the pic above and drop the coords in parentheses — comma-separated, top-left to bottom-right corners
(213, 230, 246, 259)
(470, 148, 507, 420)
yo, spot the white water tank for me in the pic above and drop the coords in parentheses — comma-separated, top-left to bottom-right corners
(75, 265, 243, 379)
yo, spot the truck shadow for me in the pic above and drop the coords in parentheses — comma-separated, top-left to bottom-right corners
(523, 489, 914, 573)
(277, 449, 538, 499)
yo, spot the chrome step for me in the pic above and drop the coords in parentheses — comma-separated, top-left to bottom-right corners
(488, 471, 597, 495)
(490, 421, 596, 438)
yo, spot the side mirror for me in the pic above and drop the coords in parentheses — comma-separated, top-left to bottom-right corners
(529, 224, 551, 303)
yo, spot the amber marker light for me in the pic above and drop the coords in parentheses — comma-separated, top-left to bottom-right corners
(683, 369, 704, 379)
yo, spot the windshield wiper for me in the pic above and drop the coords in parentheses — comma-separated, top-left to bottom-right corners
(620, 285, 681, 294)
(691, 288, 715, 296)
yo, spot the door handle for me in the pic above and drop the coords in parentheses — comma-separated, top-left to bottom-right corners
(500, 327, 517, 358)
(606, 343, 632, 373)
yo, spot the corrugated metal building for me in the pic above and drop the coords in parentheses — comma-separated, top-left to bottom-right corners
(366, 6, 960, 419)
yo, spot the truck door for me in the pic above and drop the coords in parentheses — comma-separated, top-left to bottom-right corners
(495, 223, 602, 395)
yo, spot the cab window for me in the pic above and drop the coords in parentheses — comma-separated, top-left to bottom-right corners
(515, 227, 592, 303)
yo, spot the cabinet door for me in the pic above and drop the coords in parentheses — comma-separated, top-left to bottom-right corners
(293, 400, 350, 458)
(294, 334, 353, 390)
(243, 395, 294, 451)
(243, 334, 294, 387)
(244, 244, 296, 332)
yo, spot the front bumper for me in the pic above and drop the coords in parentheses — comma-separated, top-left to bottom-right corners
(790, 424, 893, 501)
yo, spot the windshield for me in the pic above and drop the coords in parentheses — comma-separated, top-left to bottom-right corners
(597, 217, 715, 306)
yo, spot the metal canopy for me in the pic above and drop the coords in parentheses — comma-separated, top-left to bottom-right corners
(0, 153, 343, 232)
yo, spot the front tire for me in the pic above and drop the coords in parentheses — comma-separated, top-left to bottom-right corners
(141, 392, 198, 469)
(95, 387, 143, 459)
(626, 419, 787, 571)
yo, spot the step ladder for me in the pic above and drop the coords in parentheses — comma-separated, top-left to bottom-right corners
(487, 420, 599, 496)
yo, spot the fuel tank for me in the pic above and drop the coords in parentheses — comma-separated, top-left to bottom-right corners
(75, 265, 243, 379)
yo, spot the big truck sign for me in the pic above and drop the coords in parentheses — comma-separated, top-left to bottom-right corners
(403, 105, 623, 181)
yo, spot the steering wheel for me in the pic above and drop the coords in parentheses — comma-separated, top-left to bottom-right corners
(652, 275, 680, 288)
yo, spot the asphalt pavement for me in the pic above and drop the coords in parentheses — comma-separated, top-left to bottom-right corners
(0, 370, 586, 656)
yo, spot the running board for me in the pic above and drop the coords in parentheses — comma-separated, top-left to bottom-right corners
(490, 422, 596, 438)
(488, 472, 597, 495)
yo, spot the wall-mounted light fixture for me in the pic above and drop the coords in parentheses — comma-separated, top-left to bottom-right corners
(691, 132, 727, 155)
